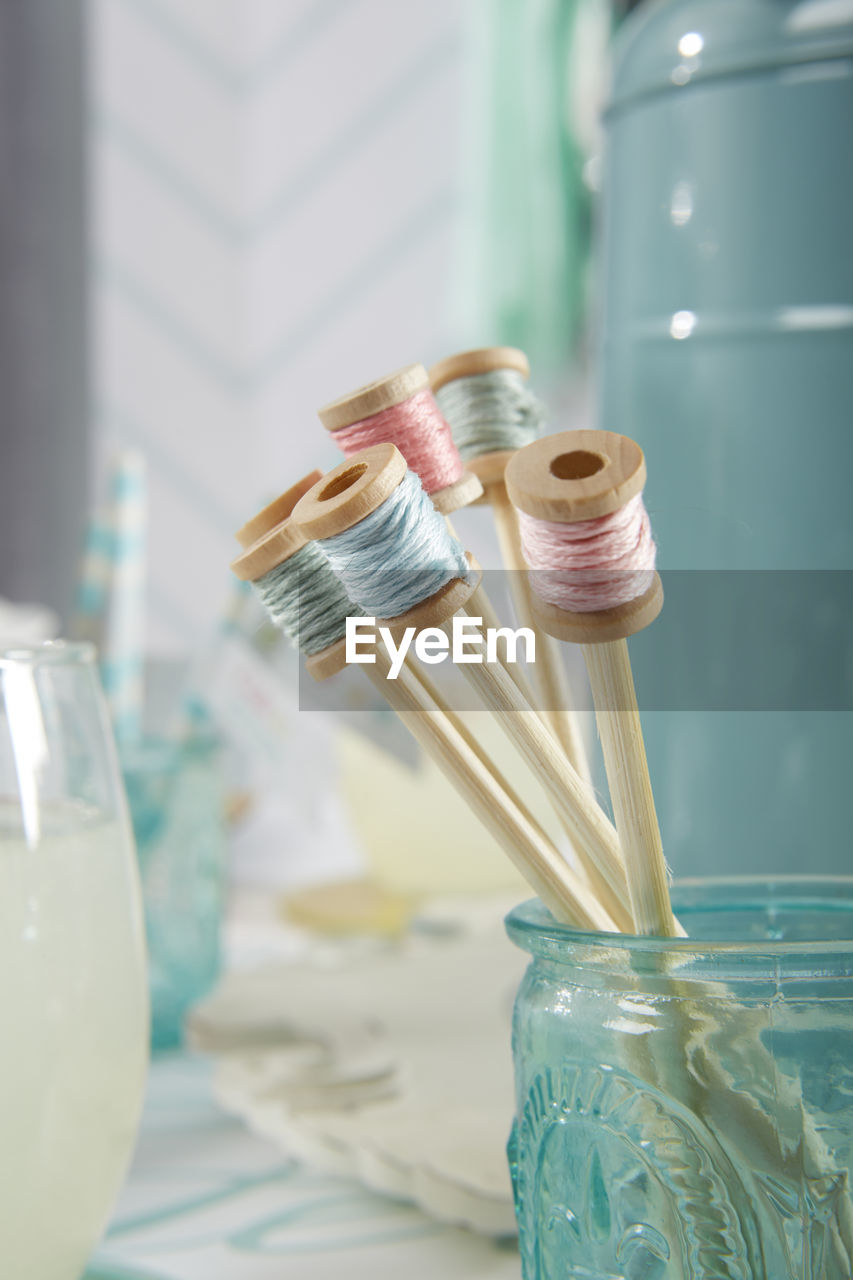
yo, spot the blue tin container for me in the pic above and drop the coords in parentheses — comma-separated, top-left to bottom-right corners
(600, 0, 853, 877)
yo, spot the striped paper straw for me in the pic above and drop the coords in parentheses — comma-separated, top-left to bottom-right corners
(100, 449, 148, 744)
(70, 504, 114, 648)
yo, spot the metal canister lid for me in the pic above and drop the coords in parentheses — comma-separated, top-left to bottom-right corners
(606, 0, 853, 119)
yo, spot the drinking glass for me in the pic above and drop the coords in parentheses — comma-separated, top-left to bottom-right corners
(506, 878, 853, 1279)
(0, 642, 149, 1278)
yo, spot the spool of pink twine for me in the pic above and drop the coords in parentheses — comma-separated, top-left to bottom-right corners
(331, 388, 464, 495)
(517, 492, 656, 613)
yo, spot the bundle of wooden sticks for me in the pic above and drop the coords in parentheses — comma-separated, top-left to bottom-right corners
(232, 348, 678, 940)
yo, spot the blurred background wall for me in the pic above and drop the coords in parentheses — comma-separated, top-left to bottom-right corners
(91, 0, 470, 652)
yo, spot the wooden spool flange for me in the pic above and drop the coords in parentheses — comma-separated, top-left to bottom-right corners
(504, 429, 663, 644)
(235, 470, 324, 549)
(317, 364, 482, 515)
(230, 517, 306, 583)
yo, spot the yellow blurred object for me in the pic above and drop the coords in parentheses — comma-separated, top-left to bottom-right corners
(335, 715, 566, 897)
(281, 878, 417, 937)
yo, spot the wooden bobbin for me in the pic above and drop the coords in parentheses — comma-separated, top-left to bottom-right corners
(235, 470, 323, 549)
(507, 428, 678, 938)
(231, 505, 351, 681)
(317, 365, 483, 515)
(291, 441, 479, 625)
(505, 429, 663, 644)
(429, 346, 530, 493)
(291, 443, 407, 539)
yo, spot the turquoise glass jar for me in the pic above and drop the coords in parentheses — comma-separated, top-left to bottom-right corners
(121, 730, 225, 1049)
(506, 879, 853, 1278)
(599, 0, 853, 879)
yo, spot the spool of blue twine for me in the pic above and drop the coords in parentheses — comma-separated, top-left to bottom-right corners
(316, 469, 469, 618)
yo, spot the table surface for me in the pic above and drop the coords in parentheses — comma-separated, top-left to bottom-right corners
(87, 1054, 522, 1280)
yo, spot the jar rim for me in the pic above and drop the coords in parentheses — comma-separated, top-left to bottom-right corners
(0, 640, 96, 669)
(506, 876, 853, 962)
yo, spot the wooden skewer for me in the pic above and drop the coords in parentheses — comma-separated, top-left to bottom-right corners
(505, 429, 680, 938)
(230, 506, 612, 931)
(430, 347, 592, 785)
(490, 483, 591, 783)
(442, 510, 539, 708)
(442, 612, 633, 932)
(362, 650, 615, 931)
(291, 444, 635, 933)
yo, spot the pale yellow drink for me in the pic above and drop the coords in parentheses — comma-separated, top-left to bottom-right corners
(0, 807, 149, 1279)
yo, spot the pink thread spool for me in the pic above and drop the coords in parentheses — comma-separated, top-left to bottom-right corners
(506, 431, 677, 938)
(318, 364, 483, 515)
(506, 430, 663, 643)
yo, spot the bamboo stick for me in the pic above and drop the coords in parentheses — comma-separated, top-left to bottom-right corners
(365, 650, 615, 930)
(491, 483, 591, 783)
(448, 609, 635, 933)
(583, 639, 674, 936)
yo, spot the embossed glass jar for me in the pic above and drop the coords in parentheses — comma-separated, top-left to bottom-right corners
(506, 879, 853, 1279)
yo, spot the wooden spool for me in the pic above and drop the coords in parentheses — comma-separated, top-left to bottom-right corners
(230, 517, 306, 584)
(231, 490, 352, 681)
(429, 346, 530, 493)
(505, 428, 677, 938)
(291, 442, 480, 632)
(505, 429, 663, 645)
(318, 364, 482, 515)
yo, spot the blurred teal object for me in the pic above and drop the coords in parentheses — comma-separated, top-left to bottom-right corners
(460, 0, 611, 371)
(121, 729, 225, 1050)
(600, 0, 853, 878)
(507, 879, 853, 1278)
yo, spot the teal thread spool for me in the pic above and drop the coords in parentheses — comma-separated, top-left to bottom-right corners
(600, 0, 853, 878)
(431, 353, 546, 464)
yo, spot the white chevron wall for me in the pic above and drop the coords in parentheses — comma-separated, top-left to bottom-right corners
(91, 0, 465, 651)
